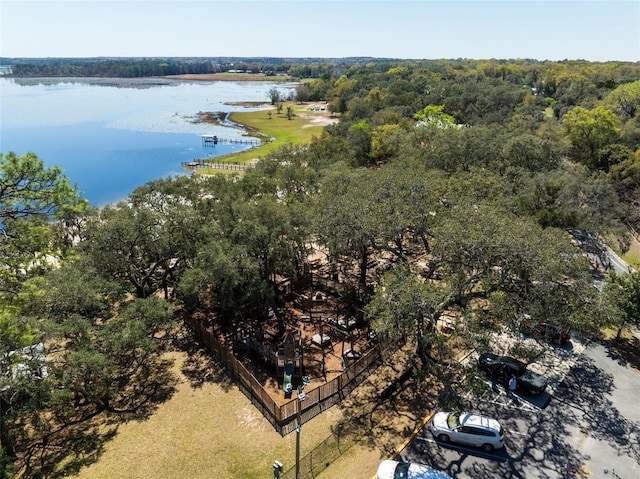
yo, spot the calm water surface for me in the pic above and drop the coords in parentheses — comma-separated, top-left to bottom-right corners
(0, 78, 295, 206)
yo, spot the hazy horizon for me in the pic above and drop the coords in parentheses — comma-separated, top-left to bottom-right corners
(1, 1, 638, 63)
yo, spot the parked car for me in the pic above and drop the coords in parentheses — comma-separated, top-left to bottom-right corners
(430, 411, 505, 452)
(521, 318, 571, 345)
(376, 460, 452, 479)
(478, 352, 548, 396)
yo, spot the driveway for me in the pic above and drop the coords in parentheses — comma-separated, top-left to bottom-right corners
(398, 337, 640, 478)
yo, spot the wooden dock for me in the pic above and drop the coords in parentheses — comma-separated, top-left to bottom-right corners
(202, 134, 260, 146)
(183, 161, 249, 171)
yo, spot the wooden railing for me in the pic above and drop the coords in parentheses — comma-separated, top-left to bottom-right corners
(184, 314, 382, 436)
(182, 161, 249, 171)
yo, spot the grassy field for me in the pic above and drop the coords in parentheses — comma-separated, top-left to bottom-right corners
(72, 338, 431, 479)
(621, 234, 640, 269)
(74, 349, 343, 479)
(193, 102, 334, 173)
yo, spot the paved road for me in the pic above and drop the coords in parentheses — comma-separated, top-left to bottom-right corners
(606, 246, 632, 275)
(567, 229, 633, 292)
(398, 338, 640, 478)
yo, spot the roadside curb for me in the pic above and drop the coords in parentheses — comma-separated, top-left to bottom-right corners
(391, 409, 436, 460)
(370, 409, 437, 479)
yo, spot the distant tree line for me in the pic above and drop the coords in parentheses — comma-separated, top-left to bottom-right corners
(8, 59, 246, 78)
(2, 56, 361, 79)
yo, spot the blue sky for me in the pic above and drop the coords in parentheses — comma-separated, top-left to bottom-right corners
(1, 1, 638, 61)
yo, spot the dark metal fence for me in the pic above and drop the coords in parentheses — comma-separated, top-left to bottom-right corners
(279, 426, 357, 479)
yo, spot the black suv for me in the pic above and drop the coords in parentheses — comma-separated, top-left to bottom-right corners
(478, 352, 548, 396)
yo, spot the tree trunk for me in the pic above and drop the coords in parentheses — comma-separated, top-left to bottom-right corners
(616, 325, 624, 341)
(359, 249, 368, 286)
(419, 233, 431, 254)
(416, 339, 432, 370)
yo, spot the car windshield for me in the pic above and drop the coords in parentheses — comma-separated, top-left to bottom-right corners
(394, 463, 409, 479)
(447, 412, 460, 429)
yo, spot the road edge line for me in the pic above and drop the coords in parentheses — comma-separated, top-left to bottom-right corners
(370, 409, 437, 479)
(391, 409, 436, 459)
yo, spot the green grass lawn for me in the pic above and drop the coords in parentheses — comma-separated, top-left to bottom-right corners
(621, 235, 640, 268)
(194, 102, 332, 172)
(71, 343, 425, 479)
(73, 350, 349, 479)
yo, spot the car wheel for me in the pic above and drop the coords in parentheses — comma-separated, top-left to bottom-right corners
(437, 434, 450, 443)
(481, 443, 494, 452)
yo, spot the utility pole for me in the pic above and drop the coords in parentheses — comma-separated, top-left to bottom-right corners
(295, 385, 306, 479)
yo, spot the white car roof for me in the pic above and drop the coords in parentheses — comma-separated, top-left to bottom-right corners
(460, 412, 501, 432)
(377, 460, 452, 479)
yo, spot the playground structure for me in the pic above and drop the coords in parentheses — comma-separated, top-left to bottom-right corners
(235, 274, 375, 402)
(240, 326, 304, 397)
(185, 267, 386, 435)
(238, 306, 305, 398)
(292, 289, 369, 373)
(185, 244, 427, 435)
(277, 331, 303, 398)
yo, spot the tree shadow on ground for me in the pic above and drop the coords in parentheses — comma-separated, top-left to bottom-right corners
(555, 354, 640, 463)
(18, 419, 119, 479)
(364, 350, 638, 479)
(603, 335, 640, 371)
(16, 356, 179, 478)
(172, 324, 235, 391)
(460, 353, 638, 478)
(331, 366, 440, 459)
(401, 388, 590, 479)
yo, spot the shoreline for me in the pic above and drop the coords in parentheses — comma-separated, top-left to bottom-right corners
(162, 72, 294, 82)
(189, 101, 337, 172)
(5, 75, 297, 88)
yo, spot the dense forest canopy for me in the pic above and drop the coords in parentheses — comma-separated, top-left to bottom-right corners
(1, 57, 640, 477)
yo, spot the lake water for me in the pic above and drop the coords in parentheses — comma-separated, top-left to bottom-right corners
(0, 77, 296, 206)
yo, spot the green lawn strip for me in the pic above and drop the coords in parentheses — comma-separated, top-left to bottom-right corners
(195, 103, 327, 172)
(622, 250, 640, 269)
(620, 235, 640, 269)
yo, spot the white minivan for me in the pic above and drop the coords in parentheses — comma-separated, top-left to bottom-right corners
(376, 460, 452, 479)
(430, 411, 505, 452)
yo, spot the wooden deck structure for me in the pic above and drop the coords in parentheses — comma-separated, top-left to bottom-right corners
(201, 134, 260, 145)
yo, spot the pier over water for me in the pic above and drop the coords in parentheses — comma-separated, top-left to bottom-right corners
(183, 160, 249, 171)
(202, 134, 260, 146)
